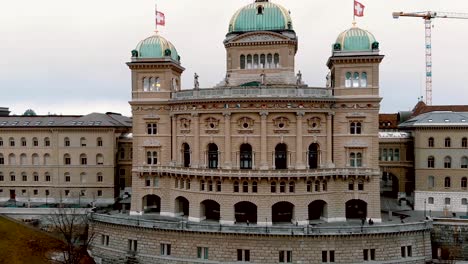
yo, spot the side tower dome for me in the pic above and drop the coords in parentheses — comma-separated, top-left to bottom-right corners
(228, 0, 293, 33)
(132, 34, 180, 62)
(334, 27, 379, 53)
(327, 25, 384, 97)
(223, 0, 298, 87)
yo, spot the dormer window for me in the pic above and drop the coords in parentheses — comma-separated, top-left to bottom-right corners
(257, 5, 264, 15)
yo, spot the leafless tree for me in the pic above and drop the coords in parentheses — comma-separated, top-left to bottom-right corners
(47, 208, 95, 264)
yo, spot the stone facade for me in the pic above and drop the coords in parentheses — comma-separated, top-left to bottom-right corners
(0, 113, 132, 205)
(91, 218, 432, 264)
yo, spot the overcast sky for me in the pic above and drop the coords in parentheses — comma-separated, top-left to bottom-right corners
(1, 0, 467, 116)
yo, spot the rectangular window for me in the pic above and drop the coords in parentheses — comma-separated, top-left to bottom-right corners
(0, 175, 3, 181)
(34, 175, 39, 182)
(45, 140, 50, 147)
(97, 190, 102, 197)
(33, 190, 38, 195)
(97, 175, 103, 182)
(81, 157, 87, 165)
(45, 190, 50, 196)
(322, 251, 328, 262)
(128, 239, 138, 252)
(394, 149, 400, 161)
(33, 141, 38, 147)
(65, 158, 71, 165)
(65, 140, 70, 147)
(330, 251, 335, 263)
(65, 176, 70, 182)
(370, 249, 375, 260)
(65, 190, 70, 196)
(98, 140, 103, 147)
(197, 247, 209, 260)
(11, 175, 16, 181)
(363, 249, 369, 261)
(160, 243, 171, 256)
(401, 246, 406, 258)
(46, 175, 51, 182)
(101, 235, 109, 246)
(10, 140, 15, 147)
(237, 249, 250, 262)
(146, 178, 151, 187)
(22, 175, 27, 181)
(147, 123, 158, 135)
(279, 250, 292, 263)
(0, 157, 4, 165)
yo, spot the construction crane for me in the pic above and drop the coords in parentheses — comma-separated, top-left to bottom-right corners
(392, 11, 468, 105)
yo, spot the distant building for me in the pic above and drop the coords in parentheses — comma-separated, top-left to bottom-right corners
(0, 107, 10, 117)
(0, 113, 131, 205)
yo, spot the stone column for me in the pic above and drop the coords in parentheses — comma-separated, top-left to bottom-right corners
(260, 111, 269, 170)
(192, 113, 200, 168)
(295, 111, 305, 169)
(171, 114, 177, 166)
(326, 112, 334, 168)
(223, 113, 232, 169)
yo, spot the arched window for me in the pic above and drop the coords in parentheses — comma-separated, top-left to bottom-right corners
(182, 143, 190, 168)
(444, 156, 452, 168)
(216, 181, 221, 192)
(208, 143, 219, 169)
(0, 154, 3, 165)
(323, 181, 328, 191)
(96, 154, 104, 165)
(462, 157, 468, 169)
(352, 72, 360, 88)
(233, 181, 239, 193)
(10, 172, 15, 181)
(64, 154, 71, 165)
(32, 137, 38, 147)
(360, 72, 368, 87)
(44, 154, 51, 165)
(427, 156, 435, 168)
(247, 55, 253, 69)
(80, 137, 87, 147)
(21, 137, 27, 147)
(9, 137, 15, 147)
(349, 181, 354, 191)
(445, 177, 451, 188)
(80, 154, 87, 165)
(315, 181, 320, 192)
(428, 176, 435, 188)
(22, 172, 27, 182)
(45, 172, 50, 182)
(146, 151, 158, 165)
(428, 137, 434, 147)
(64, 137, 70, 147)
(151, 77, 160, 91)
(445, 137, 451, 148)
(350, 122, 362, 134)
(143, 77, 150, 91)
(32, 153, 39, 165)
(80, 172, 86, 183)
(462, 177, 467, 189)
(242, 181, 249, 193)
(275, 143, 287, 170)
(20, 153, 27, 165)
(267, 53, 273, 68)
(240, 144, 252, 170)
(257, 5, 264, 14)
(44, 137, 50, 147)
(463, 137, 468, 148)
(260, 54, 266, 68)
(0, 137, 3, 147)
(208, 180, 213, 192)
(345, 72, 352, 88)
(252, 181, 258, 193)
(289, 181, 295, 193)
(271, 181, 277, 193)
(253, 54, 259, 69)
(279, 181, 286, 193)
(9, 154, 16, 165)
(274, 53, 280, 68)
(240, 55, 246, 69)
(200, 180, 205, 191)
(307, 181, 312, 192)
(97, 172, 103, 182)
(97, 137, 103, 147)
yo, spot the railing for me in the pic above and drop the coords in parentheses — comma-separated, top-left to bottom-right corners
(91, 213, 433, 236)
(171, 87, 332, 101)
(133, 166, 381, 178)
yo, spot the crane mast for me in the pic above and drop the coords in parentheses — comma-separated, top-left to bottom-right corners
(393, 11, 468, 105)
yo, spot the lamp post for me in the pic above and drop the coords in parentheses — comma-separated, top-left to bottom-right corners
(424, 199, 427, 218)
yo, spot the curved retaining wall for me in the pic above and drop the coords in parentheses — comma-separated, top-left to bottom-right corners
(90, 214, 433, 264)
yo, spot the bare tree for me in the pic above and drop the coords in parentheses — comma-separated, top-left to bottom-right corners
(47, 208, 95, 264)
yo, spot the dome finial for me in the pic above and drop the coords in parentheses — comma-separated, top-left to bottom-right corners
(352, 20, 357, 27)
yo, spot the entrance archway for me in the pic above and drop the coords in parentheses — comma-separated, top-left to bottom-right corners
(208, 143, 219, 169)
(272, 201, 294, 224)
(308, 200, 327, 221)
(275, 143, 287, 170)
(240, 144, 252, 169)
(345, 199, 367, 219)
(200, 200, 220, 221)
(143, 195, 161, 213)
(382, 172, 399, 198)
(308, 143, 319, 169)
(175, 196, 189, 216)
(182, 143, 190, 167)
(234, 201, 257, 223)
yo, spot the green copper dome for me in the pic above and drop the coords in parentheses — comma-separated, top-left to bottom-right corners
(132, 34, 180, 61)
(335, 27, 379, 52)
(228, 0, 293, 33)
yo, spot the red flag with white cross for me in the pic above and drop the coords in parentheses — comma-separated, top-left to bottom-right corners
(156, 11, 165, 26)
(354, 1, 365, 17)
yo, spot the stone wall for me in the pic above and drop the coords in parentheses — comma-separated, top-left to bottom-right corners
(432, 219, 468, 261)
(91, 219, 432, 264)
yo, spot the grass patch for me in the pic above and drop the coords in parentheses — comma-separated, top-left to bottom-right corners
(0, 216, 64, 264)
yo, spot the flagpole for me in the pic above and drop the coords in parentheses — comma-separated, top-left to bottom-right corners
(155, 3, 158, 34)
(353, 0, 355, 25)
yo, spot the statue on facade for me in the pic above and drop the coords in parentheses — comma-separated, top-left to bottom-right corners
(260, 72, 266, 86)
(296, 70, 302, 85)
(224, 73, 230, 86)
(194, 73, 199, 89)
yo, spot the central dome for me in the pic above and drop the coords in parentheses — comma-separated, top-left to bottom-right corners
(228, 0, 293, 33)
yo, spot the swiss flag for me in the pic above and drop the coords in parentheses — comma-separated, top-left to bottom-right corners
(156, 11, 165, 26)
(354, 1, 365, 17)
